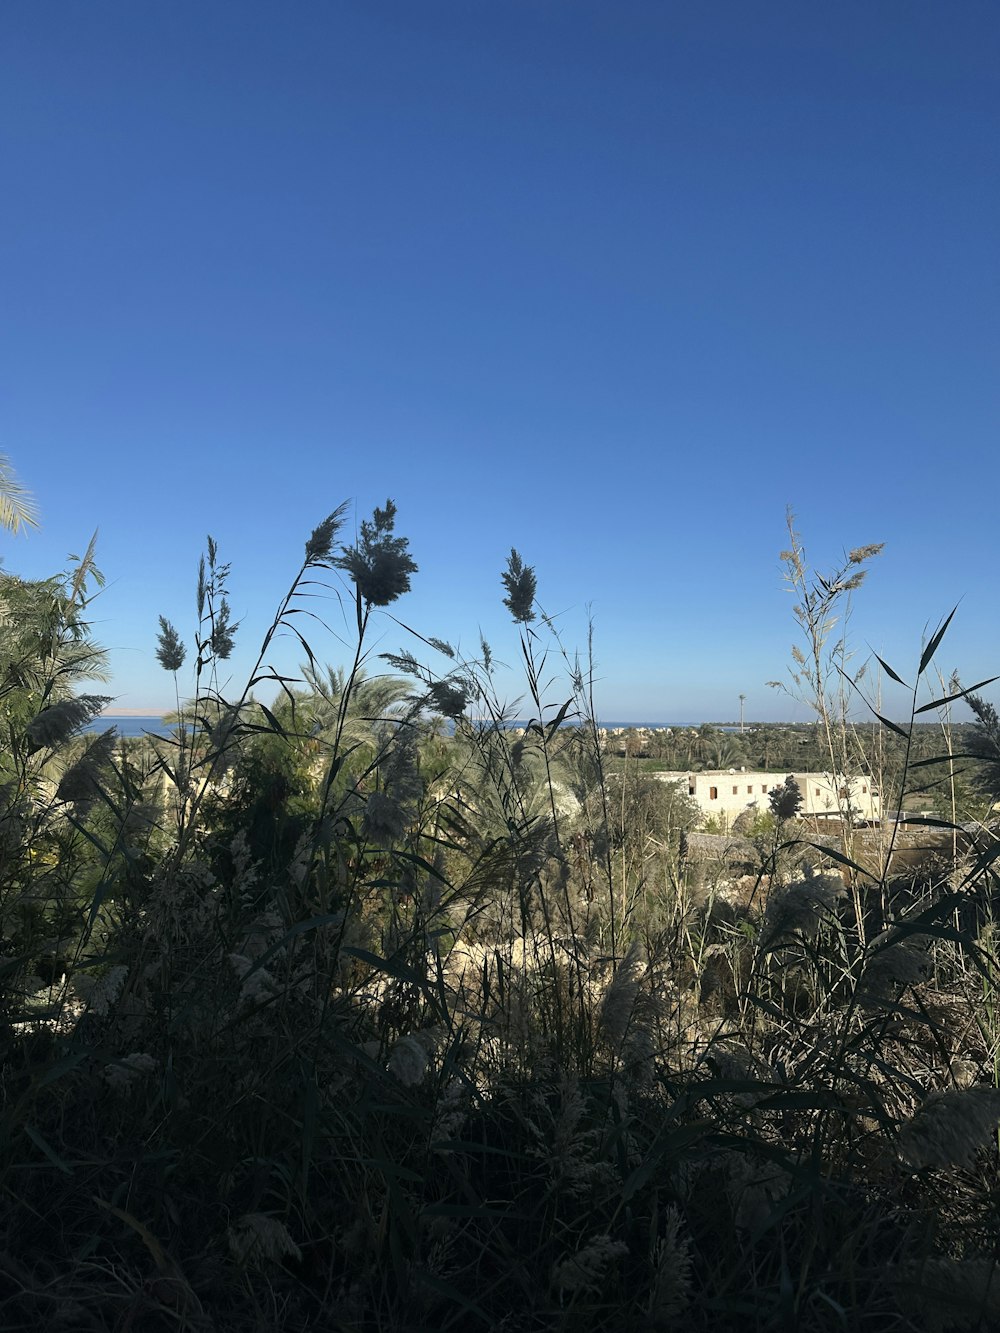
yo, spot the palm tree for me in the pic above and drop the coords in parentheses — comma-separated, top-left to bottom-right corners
(294, 662, 412, 745)
(713, 736, 745, 770)
(0, 455, 39, 534)
(272, 662, 415, 808)
(0, 537, 109, 728)
(693, 724, 716, 768)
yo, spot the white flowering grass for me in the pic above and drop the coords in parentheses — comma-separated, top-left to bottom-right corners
(762, 873, 843, 946)
(598, 938, 643, 1047)
(387, 1030, 440, 1086)
(647, 1205, 692, 1322)
(899, 1086, 1000, 1169)
(550, 1233, 628, 1298)
(73, 964, 128, 1017)
(227, 951, 280, 1009)
(227, 1213, 302, 1268)
(103, 1051, 157, 1092)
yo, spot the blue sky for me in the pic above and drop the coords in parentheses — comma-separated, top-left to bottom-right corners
(3, 1, 998, 722)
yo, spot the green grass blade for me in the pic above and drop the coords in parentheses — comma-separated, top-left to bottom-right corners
(919, 606, 957, 674)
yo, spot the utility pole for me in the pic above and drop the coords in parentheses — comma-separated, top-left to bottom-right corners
(739, 693, 746, 734)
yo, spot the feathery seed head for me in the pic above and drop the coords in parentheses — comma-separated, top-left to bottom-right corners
(76, 964, 128, 1018)
(432, 1077, 469, 1145)
(155, 616, 186, 672)
(228, 1214, 302, 1267)
(304, 502, 348, 564)
(530, 1075, 619, 1198)
(336, 499, 417, 606)
(56, 727, 118, 804)
(648, 1206, 692, 1321)
(600, 939, 644, 1047)
(892, 1257, 1000, 1333)
(227, 953, 252, 979)
(209, 596, 237, 659)
(550, 1235, 628, 1297)
(388, 1032, 432, 1086)
(726, 1152, 791, 1232)
(427, 679, 467, 720)
(848, 542, 885, 564)
(26, 695, 111, 750)
(768, 774, 803, 822)
(103, 1051, 157, 1092)
(862, 938, 930, 997)
(899, 1086, 1000, 1169)
(705, 1043, 775, 1107)
(228, 952, 279, 1008)
(501, 549, 536, 623)
(361, 790, 408, 847)
(361, 730, 423, 846)
(763, 873, 842, 944)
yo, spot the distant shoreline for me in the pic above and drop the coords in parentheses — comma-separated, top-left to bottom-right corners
(100, 710, 167, 718)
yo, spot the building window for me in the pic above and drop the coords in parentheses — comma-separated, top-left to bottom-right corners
(732, 786, 738, 795)
(709, 786, 718, 800)
(862, 784, 867, 794)
(761, 785, 768, 793)
(747, 785, 753, 794)
(815, 787, 820, 796)
(688, 785, 695, 796)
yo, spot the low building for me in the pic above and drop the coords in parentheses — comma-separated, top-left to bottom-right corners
(653, 769, 880, 827)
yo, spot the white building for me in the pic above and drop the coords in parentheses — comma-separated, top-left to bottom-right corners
(654, 769, 880, 826)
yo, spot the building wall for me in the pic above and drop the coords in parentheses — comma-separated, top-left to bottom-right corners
(657, 770, 880, 825)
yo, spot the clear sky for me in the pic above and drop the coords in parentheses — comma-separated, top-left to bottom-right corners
(3, 1, 998, 723)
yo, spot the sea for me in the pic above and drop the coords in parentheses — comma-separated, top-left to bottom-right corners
(90, 715, 739, 738)
(90, 716, 176, 738)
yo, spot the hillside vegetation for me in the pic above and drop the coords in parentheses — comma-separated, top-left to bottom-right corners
(3, 503, 1000, 1332)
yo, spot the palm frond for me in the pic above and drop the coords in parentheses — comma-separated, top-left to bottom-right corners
(0, 455, 39, 534)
